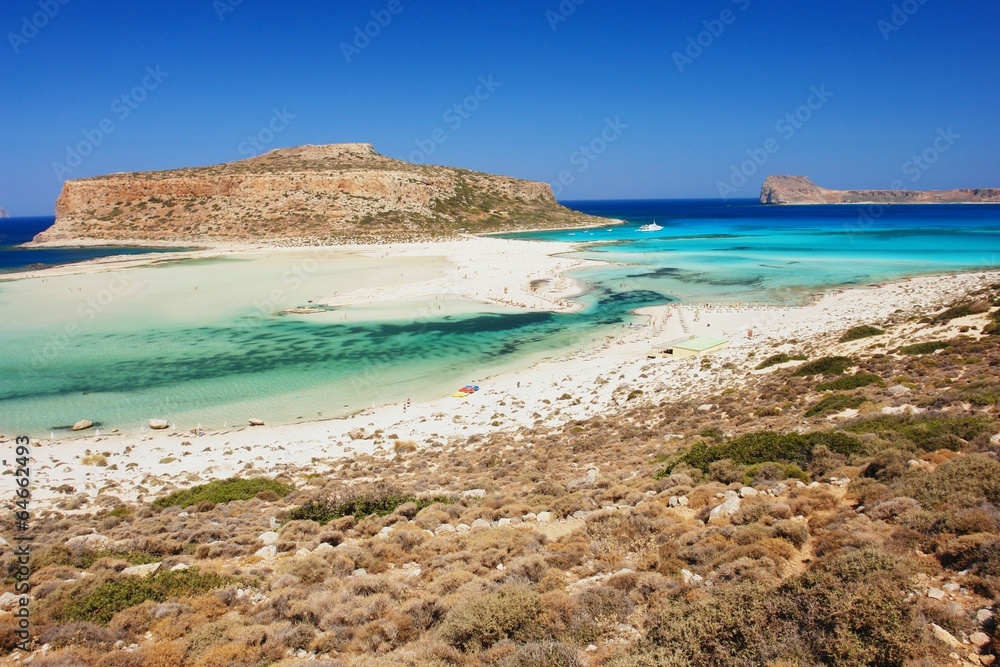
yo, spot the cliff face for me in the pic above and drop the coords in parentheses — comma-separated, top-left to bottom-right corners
(36, 144, 603, 245)
(761, 175, 1000, 205)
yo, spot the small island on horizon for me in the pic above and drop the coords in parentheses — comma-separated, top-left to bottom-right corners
(761, 175, 1000, 205)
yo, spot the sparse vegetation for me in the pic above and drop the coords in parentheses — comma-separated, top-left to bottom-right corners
(152, 477, 292, 509)
(804, 393, 867, 417)
(839, 324, 884, 342)
(898, 340, 952, 355)
(755, 352, 806, 370)
(816, 372, 884, 391)
(791, 355, 854, 376)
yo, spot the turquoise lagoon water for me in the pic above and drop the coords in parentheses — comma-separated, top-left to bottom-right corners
(513, 200, 1000, 305)
(1, 201, 999, 436)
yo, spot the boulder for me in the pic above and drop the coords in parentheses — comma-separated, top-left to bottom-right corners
(739, 487, 758, 498)
(122, 562, 161, 578)
(927, 587, 946, 600)
(536, 511, 553, 523)
(66, 533, 109, 550)
(248, 418, 265, 426)
(460, 489, 486, 500)
(0, 592, 20, 610)
(257, 531, 280, 545)
(709, 493, 741, 523)
(255, 544, 277, 558)
(71, 419, 94, 431)
(969, 631, 990, 648)
(148, 419, 169, 430)
(471, 518, 491, 530)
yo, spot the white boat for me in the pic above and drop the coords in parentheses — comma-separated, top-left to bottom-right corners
(638, 222, 663, 232)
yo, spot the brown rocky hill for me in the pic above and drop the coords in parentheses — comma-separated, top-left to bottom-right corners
(34, 143, 605, 245)
(761, 174, 1000, 205)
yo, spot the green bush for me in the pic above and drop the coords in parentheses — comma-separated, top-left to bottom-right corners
(839, 325, 884, 343)
(844, 414, 992, 450)
(153, 477, 292, 509)
(58, 567, 234, 624)
(932, 301, 988, 323)
(744, 462, 810, 485)
(805, 394, 867, 417)
(816, 373, 884, 391)
(439, 584, 544, 651)
(676, 430, 862, 473)
(897, 340, 950, 355)
(288, 488, 454, 525)
(792, 356, 854, 377)
(755, 353, 806, 370)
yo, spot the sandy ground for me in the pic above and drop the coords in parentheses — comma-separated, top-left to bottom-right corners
(4, 237, 998, 511)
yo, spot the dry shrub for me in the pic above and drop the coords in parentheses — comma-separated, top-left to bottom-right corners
(867, 497, 921, 521)
(439, 584, 544, 651)
(29, 647, 102, 667)
(483, 640, 583, 667)
(413, 507, 451, 530)
(38, 621, 128, 650)
(936, 532, 996, 570)
(192, 641, 263, 667)
(279, 520, 320, 544)
(429, 569, 478, 597)
(279, 554, 332, 584)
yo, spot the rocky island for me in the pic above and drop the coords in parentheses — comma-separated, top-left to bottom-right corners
(761, 175, 1000, 205)
(33, 143, 605, 245)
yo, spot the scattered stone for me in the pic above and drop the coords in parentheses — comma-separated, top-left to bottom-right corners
(991, 432, 1000, 445)
(497, 518, 513, 527)
(927, 588, 947, 600)
(434, 523, 456, 535)
(697, 404, 714, 411)
(257, 531, 280, 545)
(313, 543, 334, 554)
(71, 420, 93, 431)
(377, 526, 394, 538)
(738, 487, 758, 498)
(248, 418, 265, 426)
(461, 488, 486, 499)
(295, 548, 310, 558)
(351, 568, 367, 577)
(681, 568, 704, 585)
(348, 428, 368, 440)
(122, 562, 161, 578)
(969, 632, 990, 648)
(536, 511, 553, 523)
(887, 384, 912, 396)
(471, 518, 491, 530)
(0, 592, 20, 610)
(942, 582, 961, 593)
(976, 608, 993, 624)
(930, 623, 963, 648)
(170, 563, 190, 571)
(148, 419, 169, 430)
(455, 523, 471, 534)
(148, 603, 189, 619)
(668, 495, 690, 507)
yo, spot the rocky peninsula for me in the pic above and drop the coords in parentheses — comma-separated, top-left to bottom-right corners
(761, 175, 1000, 205)
(33, 143, 605, 246)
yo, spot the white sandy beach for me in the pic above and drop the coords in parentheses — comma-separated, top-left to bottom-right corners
(7, 233, 998, 511)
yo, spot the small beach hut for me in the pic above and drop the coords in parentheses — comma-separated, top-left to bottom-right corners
(657, 336, 730, 358)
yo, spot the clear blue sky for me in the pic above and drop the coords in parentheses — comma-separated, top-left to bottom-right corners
(2, 0, 998, 215)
